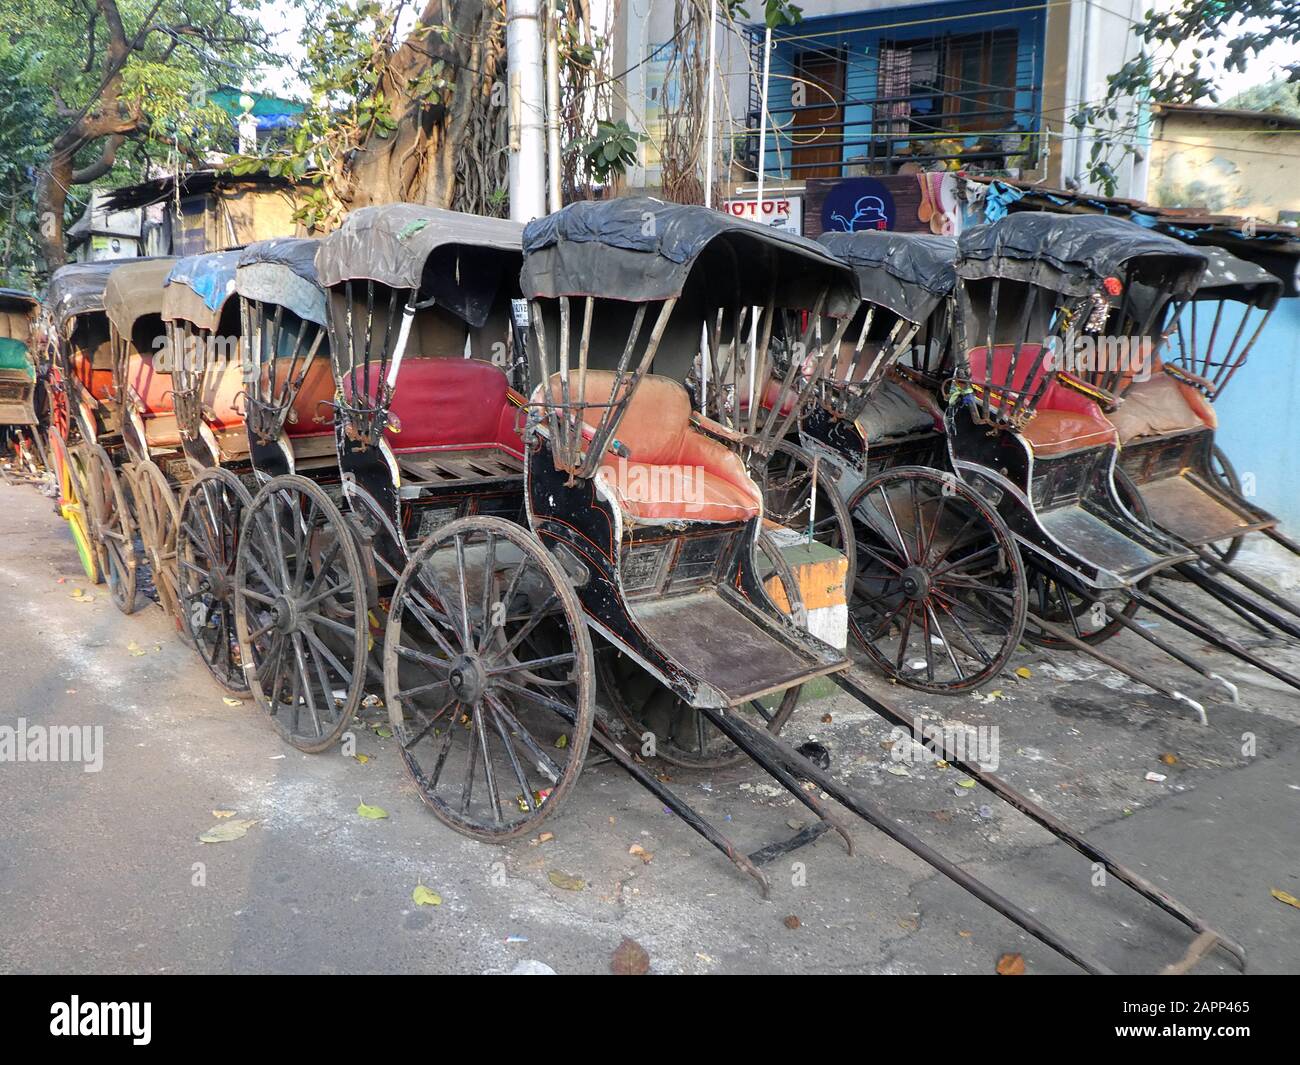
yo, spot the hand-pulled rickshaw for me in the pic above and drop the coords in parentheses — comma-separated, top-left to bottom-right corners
(1094, 246, 1300, 640)
(351, 195, 1235, 975)
(948, 212, 1300, 712)
(537, 202, 861, 767)
(0, 288, 45, 482)
(232, 210, 535, 757)
(804, 230, 1029, 693)
(95, 258, 181, 618)
(46, 261, 130, 588)
(162, 251, 256, 692)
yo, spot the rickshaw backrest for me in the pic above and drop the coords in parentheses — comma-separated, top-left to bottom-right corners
(549, 370, 691, 466)
(346, 356, 523, 456)
(126, 351, 174, 415)
(966, 343, 1049, 409)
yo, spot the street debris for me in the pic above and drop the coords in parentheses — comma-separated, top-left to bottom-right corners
(610, 937, 650, 975)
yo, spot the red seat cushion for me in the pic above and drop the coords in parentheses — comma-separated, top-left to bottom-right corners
(347, 357, 523, 456)
(967, 344, 1117, 457)
(539, 370, 761, 525)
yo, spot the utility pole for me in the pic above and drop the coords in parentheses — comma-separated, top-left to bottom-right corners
(506, 0, 547, 222)
(544, 3, 563, 213)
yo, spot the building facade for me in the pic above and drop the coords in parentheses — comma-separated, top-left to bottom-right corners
(616, 0, 1149, 220)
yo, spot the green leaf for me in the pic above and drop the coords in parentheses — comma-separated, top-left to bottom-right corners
(357, 801, 389, 820)
(412, 883, 443, 906)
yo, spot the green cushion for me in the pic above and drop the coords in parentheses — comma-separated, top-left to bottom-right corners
(0, 337, 34, 380)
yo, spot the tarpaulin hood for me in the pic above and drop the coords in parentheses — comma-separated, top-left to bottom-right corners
(48, 262, 121, 331)
(235, 237, 327, 327)
(521, 196, 857, 316)
(818, 230, 956, 323)
(1193, 247, 1283, 309)
(958, 212, 1207, 296)
(316, 206, 523, 329)
(163, 251, 242, 330)
(0, 288, 39, 313)
(315, 204, 523, 290)
(103, 258, 175, 342)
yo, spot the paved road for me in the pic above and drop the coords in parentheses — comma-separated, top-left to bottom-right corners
(1, 478, 1298, 974)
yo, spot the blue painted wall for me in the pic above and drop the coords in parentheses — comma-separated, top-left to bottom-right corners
(761, 0, 1046, 179)
(1207, 297, 1300, 528)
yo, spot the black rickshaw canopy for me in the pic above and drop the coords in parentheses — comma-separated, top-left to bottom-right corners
(817, 230, 956, 324)
(1192, 247, 1283, 308)
(521, 196, 857, 316)
(48, 261, 120, 333)
(957, 212, 1207, 296)
(315, 204, 523, 329)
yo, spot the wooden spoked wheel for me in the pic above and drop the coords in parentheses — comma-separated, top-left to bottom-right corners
(178, 468, 253, 696)
(747, 438, 855, 596)
(599, 532, 804, 769)
(50, 429, 98, 583)
(234, 475, 368, 752)
(383, 515, 594, 841)
(847, 465, 1027, 693)
(84, 444, 138, 613)
(134, 459, 183, 626)
(1023, 565, 1148, 648)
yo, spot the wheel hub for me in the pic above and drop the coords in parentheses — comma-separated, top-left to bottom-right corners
(900, 565, 931, 602)
(270, 596, 298, 633)
(448, 654, 487, 704)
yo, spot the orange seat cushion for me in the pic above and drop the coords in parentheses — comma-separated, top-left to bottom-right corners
(283, 359, 337, 437)
(346, 357, 523, 456)
(542, 370, 761, 525)
(1109, 373, 1216, 445)
(204, 361, 247, 430)
(126, 352, 173, 415)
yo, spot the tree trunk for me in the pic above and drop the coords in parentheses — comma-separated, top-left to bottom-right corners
(346, 0, 508, 214)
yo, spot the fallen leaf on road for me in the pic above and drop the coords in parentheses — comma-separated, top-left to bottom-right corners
(1271, 888, 1300, 910)
(996, 952, 1026, 975)
(821, 713, 833, 724)
(628, 843, 653, 864)
(554, 734, 568, 749)
(357, 801, 389, 820)
(212, 810, 235, 819)
(957, 778, 976, 789)
(354, 753, 370, 764)
(547, 870, 585, 891)
(783, 915, 801, 930)
(610, 937, 650, 975)
(199, 818, 257, 843)
(412, 884, 442, 906)
(1159, 753, 1178, 766)
(222, 697, 241, 706)
(1014, 667, 1032, 680)
(126, 641, 147, 657)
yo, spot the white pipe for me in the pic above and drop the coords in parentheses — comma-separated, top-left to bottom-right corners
(507, 0, 547, 222)
(544, 3, 563, 213)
